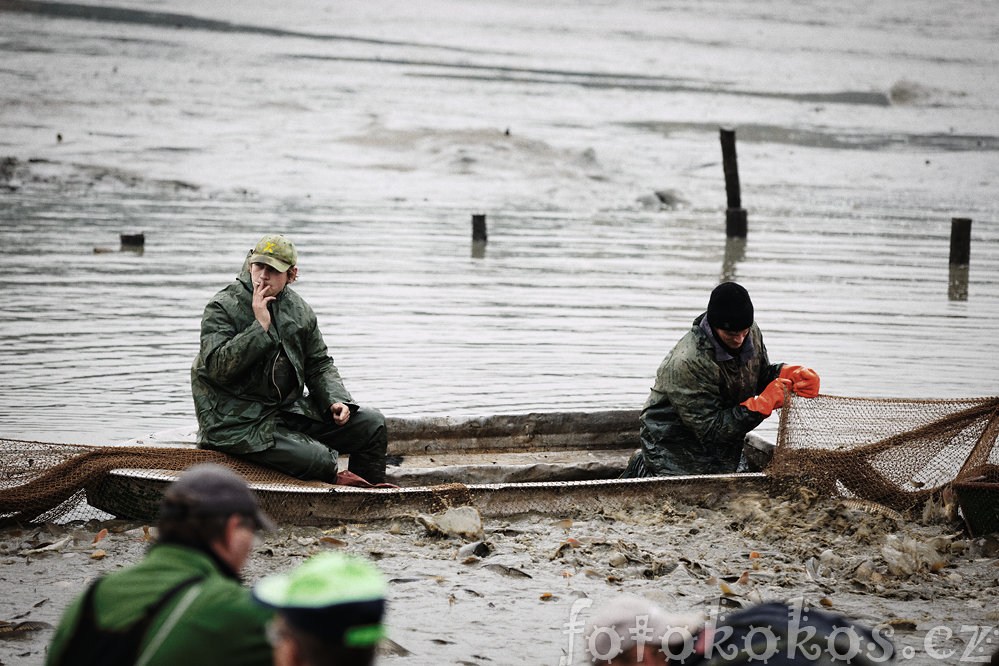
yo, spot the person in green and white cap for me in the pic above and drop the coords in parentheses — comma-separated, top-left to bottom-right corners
(253, 551, 387, 666)
(191, 233, 388, 485)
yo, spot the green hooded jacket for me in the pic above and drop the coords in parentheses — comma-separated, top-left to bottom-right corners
(46, 543, 272, 666)
(635, 313, 783, 476)
(191, 270, 352, 454)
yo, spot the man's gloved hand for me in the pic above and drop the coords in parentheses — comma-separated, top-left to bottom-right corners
(779, 364, 821, 398)
(741, 378, 792, 417)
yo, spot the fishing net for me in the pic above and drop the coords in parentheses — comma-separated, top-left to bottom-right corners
(0, 398, 996, 531)
(769, 394, 999, 534)
(0, 441, 316, 526)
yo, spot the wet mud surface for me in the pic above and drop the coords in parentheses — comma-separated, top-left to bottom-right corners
(2, 490, 997, 665)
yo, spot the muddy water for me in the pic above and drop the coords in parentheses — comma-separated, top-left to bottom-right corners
(2, 1, 999, 664)
(2, 186, 997, 446)
(2, 0, 998, 445)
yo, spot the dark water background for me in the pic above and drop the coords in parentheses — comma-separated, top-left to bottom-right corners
(2, 0, 998, 445)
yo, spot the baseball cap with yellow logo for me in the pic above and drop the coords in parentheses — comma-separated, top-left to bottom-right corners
(249, 234, 297, 272)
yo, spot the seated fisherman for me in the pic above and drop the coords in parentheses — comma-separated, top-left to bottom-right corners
(625, 282, 819, 477)
(192, 234, 387, 484)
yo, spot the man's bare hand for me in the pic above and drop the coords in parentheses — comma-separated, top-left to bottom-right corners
(252, 280, 275, 331)
(330, 402, 351, 425)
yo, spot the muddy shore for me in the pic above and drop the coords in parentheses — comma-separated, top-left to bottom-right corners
(2, 489, 997, 665)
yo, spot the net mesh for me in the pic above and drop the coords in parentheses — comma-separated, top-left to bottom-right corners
(1, 395, 997, 529)
(769, 394, 999, 533)
(0, 442, 312, 526)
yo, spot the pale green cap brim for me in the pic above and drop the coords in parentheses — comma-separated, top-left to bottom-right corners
(254, 552, 387, 646)
(248, 253, 292, 272)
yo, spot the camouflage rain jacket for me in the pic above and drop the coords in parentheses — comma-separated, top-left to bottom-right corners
(635, 313, 783, 476)
(191, 270, 352, 454)
(45, 543, 272, 666)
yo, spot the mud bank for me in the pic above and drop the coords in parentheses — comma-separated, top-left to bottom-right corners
(2, 490, 997, 665)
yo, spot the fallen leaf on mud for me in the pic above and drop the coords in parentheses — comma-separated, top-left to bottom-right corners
(20, 535, 72, 555)
(540, 593, 554, 601)
(128, 525, 155, 542)
(553, 519, 572, 531)
(805, 557, 835, 582)
(377, 638, 411, 657)
(736, 571, 750, 585)
(457, 541, 491, 559)
(614, 541, 649, 564)
(679, 557, 711, 579)
(718, 596, 746, 609)
(609, 553, 628, 568)
(482, 564, 532, 579)
(90, 550, 106, 560)
(820, 597, 833, 607)
(886, 619, 918, 631)
(750, 551, 761, 558)
(92, 529, 108, 545)
(642, 561, 679, 578)
(416, 507, 485, 541)
(551, 541, 580, 560)
(44, 522, 66, 537)
(0, 621, 53, 639)
(320, 537, 347, 547)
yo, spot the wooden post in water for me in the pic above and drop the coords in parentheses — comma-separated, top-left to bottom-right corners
(949, 217, 971, 265)
(719, 128, 747, 238)
(472, 214, 487, 242)
(120, 232, 144, 248)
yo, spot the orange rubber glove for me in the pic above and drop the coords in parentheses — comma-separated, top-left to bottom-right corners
(779, 364, 821, 398)
(741, 378, 792, 417)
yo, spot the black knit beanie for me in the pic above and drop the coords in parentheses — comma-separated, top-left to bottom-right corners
(707, 282, 754, 331)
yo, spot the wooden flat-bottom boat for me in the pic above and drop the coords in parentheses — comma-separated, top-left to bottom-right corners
(85, 410, 775, 524)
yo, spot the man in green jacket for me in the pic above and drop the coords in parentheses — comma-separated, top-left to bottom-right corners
(192, 234, 388, 484)
(46, 464, 275, 666)
(625, 282, 820, 477)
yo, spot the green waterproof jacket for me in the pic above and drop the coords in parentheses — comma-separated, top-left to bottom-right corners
(46, 543, 273, 666)
(192, 270, 353, 454)
(635, 313, 783, 476)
